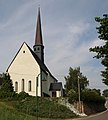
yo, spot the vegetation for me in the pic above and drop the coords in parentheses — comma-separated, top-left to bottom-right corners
(0, 73, 14, 92)
(64, 67, 89, 94)
(13, 97, 77, 119)
(0, 70, 106, 119)
(0, 101, 36, 120)
(0, 73, 77, 119)
(0, 101, 63, 120)
(0, 73, 16, 99)
(89, 14, 108, 86)
(81, 88, 106, 114)
(0, 90, 77, 119)
(103, 89, 108, 97)
(81, 88, 105, 103)
(68, 89, 78, 103)
(64, 67, 89, 103)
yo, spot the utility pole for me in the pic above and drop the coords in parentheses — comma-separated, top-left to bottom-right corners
(36, 76, 38, 120)
(78, 74, 81, 113)
(36, 73, 41, 120)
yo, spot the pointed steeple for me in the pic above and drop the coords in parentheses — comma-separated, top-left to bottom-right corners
(35, 7, 43, 45)
(33, 7, 44, 63)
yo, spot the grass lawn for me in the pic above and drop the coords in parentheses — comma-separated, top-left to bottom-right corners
(0, 102, 62, 120)
(0, 101, 74, 120)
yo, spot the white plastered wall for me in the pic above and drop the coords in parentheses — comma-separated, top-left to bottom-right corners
(7, 43, 41, 96)
(56, 90, 63, 97)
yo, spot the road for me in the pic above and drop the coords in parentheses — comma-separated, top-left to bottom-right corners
(72, 101, 108, 120)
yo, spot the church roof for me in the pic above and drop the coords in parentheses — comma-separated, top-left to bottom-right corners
(27, 43, 57, 81)
(49, 82, 62, 91)
(35, 7, 43, 45)
(6, 42, 57, 81)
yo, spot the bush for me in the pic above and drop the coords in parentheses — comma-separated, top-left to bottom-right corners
(68, 89, 78, 103)
(0, 73, 15, 100)
(13, 97, 77, 119)
(81, 88, 106, 114)
(0, 91, 16, 100)
(15, 91, 30, 100)
(81, 88, 106, 104)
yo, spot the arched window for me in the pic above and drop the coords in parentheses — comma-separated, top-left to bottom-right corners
(28, 81, 32, 92)
(22, 79, 24, 91)
(15, 82, 18, 92)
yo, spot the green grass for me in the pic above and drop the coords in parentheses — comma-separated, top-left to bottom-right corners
(0, 102, 35, 120)
(13, 97, 77, 119)
(0, 102, 63, 120)
(0, 97, 78, 120)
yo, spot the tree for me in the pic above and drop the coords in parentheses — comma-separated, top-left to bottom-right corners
(89, 14, 108, 86)
(92, 89, 101, 96)
(103, 89, 108, 97)
(68, 89, 78, 103)
(64, 67, 89, 94)
(81, 88, 105, 103)
(0, 73, 15, 99)
(0, 73, 14, 92)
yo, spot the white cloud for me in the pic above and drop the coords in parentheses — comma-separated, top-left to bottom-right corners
(0, 0, 108, 91)
(46, 21, 90, 65)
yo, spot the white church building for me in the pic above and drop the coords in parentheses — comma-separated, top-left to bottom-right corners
(6, 8, 63, 97)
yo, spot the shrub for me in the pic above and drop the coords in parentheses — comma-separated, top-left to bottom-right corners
(0, 91, 16, 100)
(81, 88, 106, 104)
(16, 91, 30, 100)
(81, 88, 106, 114)
(0, 73, 14, 93)
(0, 73, 15, 100)
(13, 97, 77, 119)
(68, 89, 78, 103)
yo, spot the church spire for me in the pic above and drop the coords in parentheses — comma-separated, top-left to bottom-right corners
(35, 7, 43, 45)
(33, 7, 44, 63)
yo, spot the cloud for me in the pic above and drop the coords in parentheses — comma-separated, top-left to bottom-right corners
(0, 0, 108, 91)
(46, 21, 90, 65)
(45, 20, 107, 91)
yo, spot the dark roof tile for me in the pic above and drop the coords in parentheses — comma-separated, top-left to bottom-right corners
(49, 82, 62, 91)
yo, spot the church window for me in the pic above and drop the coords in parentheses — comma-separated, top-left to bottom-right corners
(28, 81, 32, 92)
(34, 48, 36, 51)
(22, 79, 24, 91)
(15, 82, 18, 92)
(37, 47, 40, 51)
(23, 50, 25, 53)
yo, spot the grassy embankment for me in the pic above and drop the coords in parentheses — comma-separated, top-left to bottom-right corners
(0, 97, 78, 120)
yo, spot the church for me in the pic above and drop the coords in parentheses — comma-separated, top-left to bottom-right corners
(6, 8, 63, 97)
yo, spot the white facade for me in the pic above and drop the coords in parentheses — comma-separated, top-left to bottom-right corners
(7, 43, 41, 96)
(56, 90, 63, 97)
(7, 42, 58, 97)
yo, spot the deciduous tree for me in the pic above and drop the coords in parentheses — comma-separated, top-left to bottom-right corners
(89, 14, 108, 85)
(64, 67, 89, 94)
(103, 89, 108, 97)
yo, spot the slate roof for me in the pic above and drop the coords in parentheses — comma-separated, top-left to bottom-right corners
(35, 7, 43, 45)
(49, 82, 62, 91)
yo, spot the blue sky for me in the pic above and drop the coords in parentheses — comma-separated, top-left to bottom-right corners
(0, 0, 108, 91)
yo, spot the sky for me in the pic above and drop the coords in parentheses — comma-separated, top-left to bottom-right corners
(0, 0, 108, 92)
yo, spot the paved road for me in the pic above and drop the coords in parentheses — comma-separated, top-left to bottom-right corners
(79, 110, 108, 120)
(72, 101, 108, 120)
